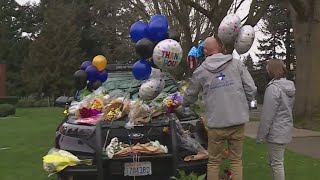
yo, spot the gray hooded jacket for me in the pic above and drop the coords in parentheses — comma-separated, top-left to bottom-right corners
(183, 53, 257, 128)
(257, 78, 295, 144)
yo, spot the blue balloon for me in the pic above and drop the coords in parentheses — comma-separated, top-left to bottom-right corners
(130, 21, 149, 43)
(97, 70, 108, 83)
(150, 14, 169, 27)
(80, 61, 92, 71)
(132, 60, 152, 80)
(85, 65, 99, 81)
(148, 19, 169, 42)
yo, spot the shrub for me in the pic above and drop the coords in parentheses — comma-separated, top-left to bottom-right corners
(0, 96, 19, 105)
(0, 104, 16, 117)
(16, 98, 37, 108)
(34, 99, 49, 107)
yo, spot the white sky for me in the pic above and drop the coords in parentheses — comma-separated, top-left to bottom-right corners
(15, 0, 264, 62)
(15, 0, 40, 5)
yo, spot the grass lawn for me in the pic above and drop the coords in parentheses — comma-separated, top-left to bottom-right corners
(0, 107, 320, 180)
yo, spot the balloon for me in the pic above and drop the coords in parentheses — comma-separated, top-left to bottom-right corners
(153, 39, 183, 70)
(80, 61, 92, 71)
(97, 70, 108, 83)
(85, 65, 99, 81)
(235, 25, 255, 54)
(130, 21, 149, 43)
(92, 55, 107, 71)
(87, 80, 102, 92)
(74, 70, 87, 83)
(74, 70, 87, 90)
(132, 60, 152, 80)
(167, 29, 180, 42)
(150, 14, 169, 27)
(149, 67, 164, 79)
(148, 19, 168, 42)
(135, 38, 155, 59)
(218, 14, 241, 44)
(139, 78, 165, 101)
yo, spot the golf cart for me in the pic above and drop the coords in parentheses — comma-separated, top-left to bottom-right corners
(54, 64, 208, 180)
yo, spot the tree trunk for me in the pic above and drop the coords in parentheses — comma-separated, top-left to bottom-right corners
(290, 0, 320, 120)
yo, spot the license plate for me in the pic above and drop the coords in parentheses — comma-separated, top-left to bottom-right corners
(124, 161, 152, 176)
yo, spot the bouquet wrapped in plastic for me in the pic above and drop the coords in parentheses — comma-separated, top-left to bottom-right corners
(42, 148, 92, 177)
(175, 120, 208, 161)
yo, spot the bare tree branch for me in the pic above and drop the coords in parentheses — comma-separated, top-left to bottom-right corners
(235, 0, 246, 12)
(288, 0, 308, 20)
(180, 0, 216, 24)
(244, 0, 271, 26)
(128, 0, 150, 19)
(151, 0, 161, 14)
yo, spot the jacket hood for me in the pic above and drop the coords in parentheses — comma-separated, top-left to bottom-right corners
(270, 78, 295, 97)
(201, 53, 233, 73)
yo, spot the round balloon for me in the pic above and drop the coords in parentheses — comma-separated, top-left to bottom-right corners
(149, 67, 163, 79)
(92, 55, 107, 71)
(85, 65, 99, 81)
(148, 19, 168, 42)
(235, 25, 255, 54)
(218, 14, 241, 44)
(130, 21, 149, 43)
(87, 80, 102, 92)
(74, 70, 87, 90)
(74, 70, 87, 83)
(152, 39, 183, 70)
(135, 38, 155, 59)
(139, 78, 165, 101)
(167, 29, 180, 42)
(149, 14, 169, 28)
(97, 70, 108, 83)
(80, 61, 92, 71)
(132, 60, 152, 80)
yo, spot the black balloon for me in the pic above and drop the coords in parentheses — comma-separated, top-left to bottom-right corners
(74, 70, 87, 90)
(167, 29, 180, 42)
(135, 38, 155, 59)
(87, 80, 102, 92)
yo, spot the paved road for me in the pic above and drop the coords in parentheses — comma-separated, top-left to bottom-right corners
(245, 121, 320, 159)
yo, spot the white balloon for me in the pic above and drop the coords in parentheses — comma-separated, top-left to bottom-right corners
(235, 25, 255, 54)
(139, 78, 165, 101)
(149, 67, 164, 79)
(218, 14, 241, 44)
(153, 39, 183, 70)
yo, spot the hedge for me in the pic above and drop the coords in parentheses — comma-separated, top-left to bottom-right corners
(0, 96, 19, 105)
(0, 104, 16, 117)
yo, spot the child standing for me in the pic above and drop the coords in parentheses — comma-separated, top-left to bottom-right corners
(256, 59, 295, 180)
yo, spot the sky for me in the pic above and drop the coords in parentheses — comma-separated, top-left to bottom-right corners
(15, 0, 39, 5)
(15, 0, 264, 62)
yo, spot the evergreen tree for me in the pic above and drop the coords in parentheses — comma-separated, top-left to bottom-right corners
(255, 1, 296, 71)
(243, 54, 255, 71)
(0, 0, 32, 96)
(23, 0, 84, 97)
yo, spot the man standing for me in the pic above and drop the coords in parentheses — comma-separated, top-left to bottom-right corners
(182, 36, 257, 180)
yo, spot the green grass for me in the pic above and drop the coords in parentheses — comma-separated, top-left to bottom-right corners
(0, 108, 319, 180)
(0, 107, 64, 180)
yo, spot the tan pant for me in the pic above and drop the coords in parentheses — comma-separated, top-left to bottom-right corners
(207, 124, 245, 180)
